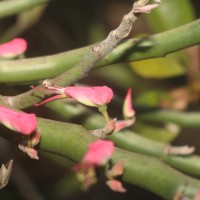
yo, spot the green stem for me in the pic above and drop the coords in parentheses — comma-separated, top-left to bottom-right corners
(110, 131, 200, 177)
(36, 117, 200, 200)
(0, 20, 199, 83)
(3, 0, 150, 109)
(1, 97, 200, 199)
(45, 101, 200, 176)
(99, 107, 110, 123)
(102, 111, 110, 123)
(0, 0, 49, 19)
(138, 109, 200, 128)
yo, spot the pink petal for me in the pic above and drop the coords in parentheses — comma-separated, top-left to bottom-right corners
(114, 119, 135, 133)
(0, 106, 37, 135)
(194, 189, 200, 200)
(123, 88, 135, 119)
(18, 145, 39, 160)
(107, 160, 125, 178)
(64, 86, 113, 107)
(106, 180, 126, 193)
(82, 140, 114, 166)
(26, 148, 39, 160)
(0, 38, 27, 58)
(17, 113, 37, 135)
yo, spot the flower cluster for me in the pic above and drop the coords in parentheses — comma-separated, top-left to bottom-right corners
(106, 160, 126, 192)
(32, 75, 135, 193)
(36, 80, 135, 137)
(73, 140, 126, 192)
(36, 80, 113, 122)
(89, 88, 135, 138)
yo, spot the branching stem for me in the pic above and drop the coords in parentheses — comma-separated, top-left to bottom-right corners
(2, 0, 157, 109)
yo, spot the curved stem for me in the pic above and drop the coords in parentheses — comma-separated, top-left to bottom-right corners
(111, 131, 200, 177)
(138, 109, 200, 128)
(36, 117, 200, 200)
(45, 100, 200, 176)
(0, 0, 49, 19)
(1, 97, 200, 199)
(0, 20, 199, 83)
(2, 0, 151, 109)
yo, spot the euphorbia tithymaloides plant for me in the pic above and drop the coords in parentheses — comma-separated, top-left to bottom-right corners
(73, 140, 126, 192)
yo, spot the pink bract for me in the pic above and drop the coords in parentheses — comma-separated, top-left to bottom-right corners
(64, 86, 113, 107)
(107, 160, 125, 178)
(114, 119, 135, 133)
(106, 180, 126, 193)
(18, 145, 39, 160)
(0, 106, 37, 135)
(82, 140, 114, 166)
(123, 88, 135, 119)
(0, 38, 27, 58)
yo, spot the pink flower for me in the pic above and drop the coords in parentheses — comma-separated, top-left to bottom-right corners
(73, 140, 114, 190)
(106, 180, 126, 193)
(36, 81, 113, 110)
(0, 106, 37, 135)
(82, 140, 114, 166)
(64, 86, 113, 107)
(123, 88, 135, 119)
(36, 82, 113, 122)
(73, 141, 126, 192)
(0, 38, 27, 58)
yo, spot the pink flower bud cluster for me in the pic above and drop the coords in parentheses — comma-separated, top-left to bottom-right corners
(73, 140, 126, 192)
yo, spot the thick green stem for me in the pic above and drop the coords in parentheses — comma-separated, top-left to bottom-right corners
(36, 117, 200, 200)
(0, 0, 49, 19)
(138, 109, 200, 128)
(1, 97, 200, 199)
(45, 101, 200, 176)
(0, 20, 199, 83)
(111, 131, 200, 177)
